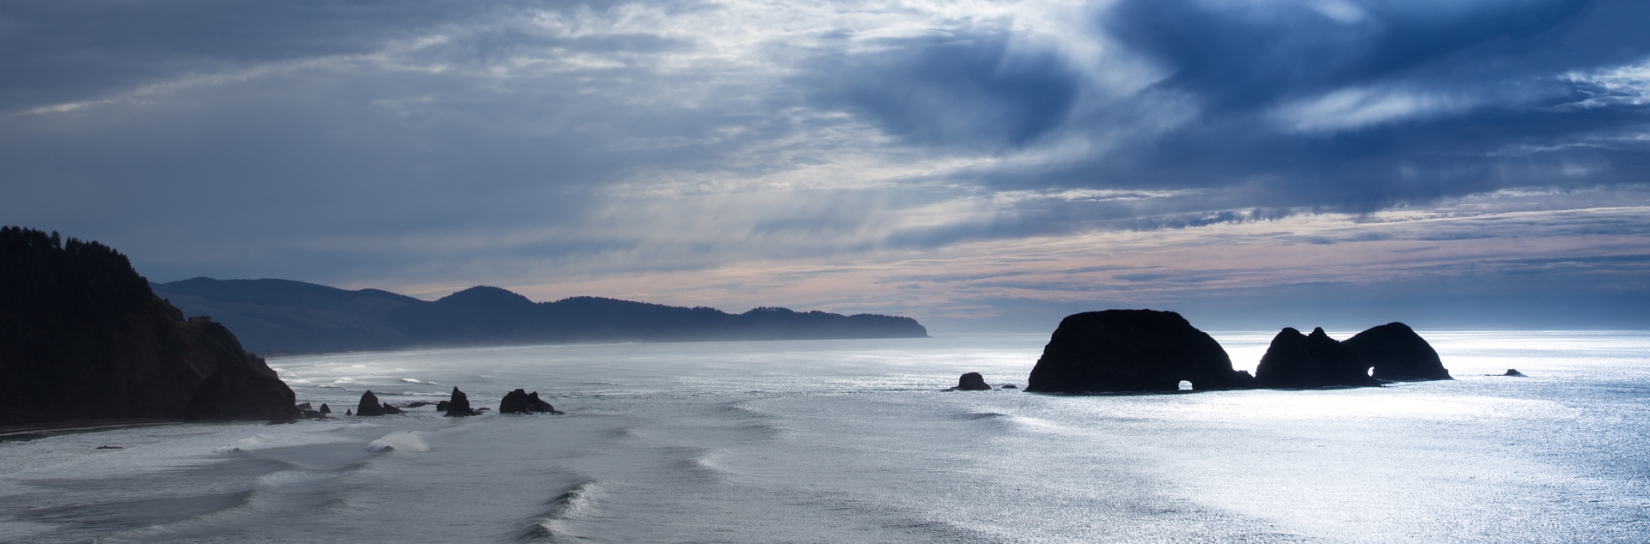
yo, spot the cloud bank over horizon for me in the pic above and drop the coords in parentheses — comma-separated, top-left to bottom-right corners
(4, 0, 1649, 329)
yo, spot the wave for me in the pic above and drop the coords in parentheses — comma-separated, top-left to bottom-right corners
(367, 431, 429, 452)
(514, 480, 600, 543)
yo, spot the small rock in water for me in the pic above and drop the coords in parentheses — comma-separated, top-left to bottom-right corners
(356, 391, 388, 416)
(1502, 369, 1526, 377)
(527, 392, 562, 414)
(501, 389, 563, 414)
(1000, 384, 1019, 389)
(96, 445, 122, 450)
(382, 403, 403, 415)
(319, 403, 331, 414)
(296, 402, 312, 411)
(951, 372, 992, 391)
(436, 400, 450, 412)
(302, 409, 324, 419)
(346, 409, 353, 416)
(445, 387, 479, 417)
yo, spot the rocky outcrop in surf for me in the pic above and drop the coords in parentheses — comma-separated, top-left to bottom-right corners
(1343, 322, 1451, 381)
(356, 391, 387, 416)
(444, 387, 479, 417)
(951, 372, 991, 391)
(1254, 327, 1380, 388)
(1026, 310, 1254, 393)
(0, 226, 298, 425)
(499, 389, 561, 414)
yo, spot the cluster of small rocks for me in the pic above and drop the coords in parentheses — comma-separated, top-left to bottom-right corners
(291, 386, 565, 420)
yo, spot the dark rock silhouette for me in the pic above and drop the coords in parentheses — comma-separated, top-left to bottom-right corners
(436, 400, 450, 412)
(1001, 384, 1018, 389)
(404, 401, 436, 408)
(0, 226, 298, 425)
(951, 372, 991, 391)
(500, 389, 561, 414)
(1502, 369, 1526, 377)
(1255, 328, 1381, 388)
(346, 409, 352, 416)
(526, 392, 559, 414)
(302, 409, 323, 419)
(297, 402, 312, 410)
(445, 387, 478, 417)
(319, 403, 331, 414)
(382, 403, 403, 415)
(151, 279, 930, 354)
(356, 391, 387, 416)
(1026, 310, 1253, 393)
(1343, 322, 1451, 381)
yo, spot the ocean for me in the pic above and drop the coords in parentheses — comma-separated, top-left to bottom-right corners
(2, 331, 1648, 543)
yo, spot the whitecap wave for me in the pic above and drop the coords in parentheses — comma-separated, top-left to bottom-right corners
(367, 431, 429, 452)
(516, 480, 599, 542)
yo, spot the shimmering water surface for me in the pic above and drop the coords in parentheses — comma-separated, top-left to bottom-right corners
(3, 331, 1648, 543)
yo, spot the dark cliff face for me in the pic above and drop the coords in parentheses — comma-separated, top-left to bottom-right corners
(0, 227, 297, 426)
(1344, 322, 1451, 381)
(1026, 310, 1252, 393)
(1254, 327, 1382, 388)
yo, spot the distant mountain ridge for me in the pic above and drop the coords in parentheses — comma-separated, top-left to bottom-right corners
(151, 278, 928, 354)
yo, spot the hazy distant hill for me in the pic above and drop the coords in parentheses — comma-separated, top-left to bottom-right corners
(151, 278, 928, 354)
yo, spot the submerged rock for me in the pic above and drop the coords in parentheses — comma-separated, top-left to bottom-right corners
(356, 390, 387, 416)
(301, 409, 323, 419)
(1502, 369, 1526, 377)
(382, 403, 403, 415)
(1000, 384, 1018, 389)
(1026, 310, 1253, 393)
(1255, 328, 1381, 388)
(951, 372, 992, 391)
(445, 387, 478, 417)
(1344, 322, 1451, 381)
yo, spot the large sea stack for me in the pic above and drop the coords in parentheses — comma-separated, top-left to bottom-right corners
(1026, 310, 1253, 393)
(1343, 322, 1451, 381)
(1254, 327, 1381, 388)
(952, 372, 991, 391)
(0, 227, 298, 425)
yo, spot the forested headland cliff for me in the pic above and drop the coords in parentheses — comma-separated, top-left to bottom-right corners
(0, 227, 296, 426)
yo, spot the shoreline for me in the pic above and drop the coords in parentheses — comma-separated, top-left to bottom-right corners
(0, 418, 186, 442)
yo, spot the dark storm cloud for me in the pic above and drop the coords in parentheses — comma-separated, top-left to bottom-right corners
(972, 0, 1650, 211)
(809, 30, 1081, 148)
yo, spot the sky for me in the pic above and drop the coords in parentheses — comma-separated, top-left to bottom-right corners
(4, 0, 1649, 332)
